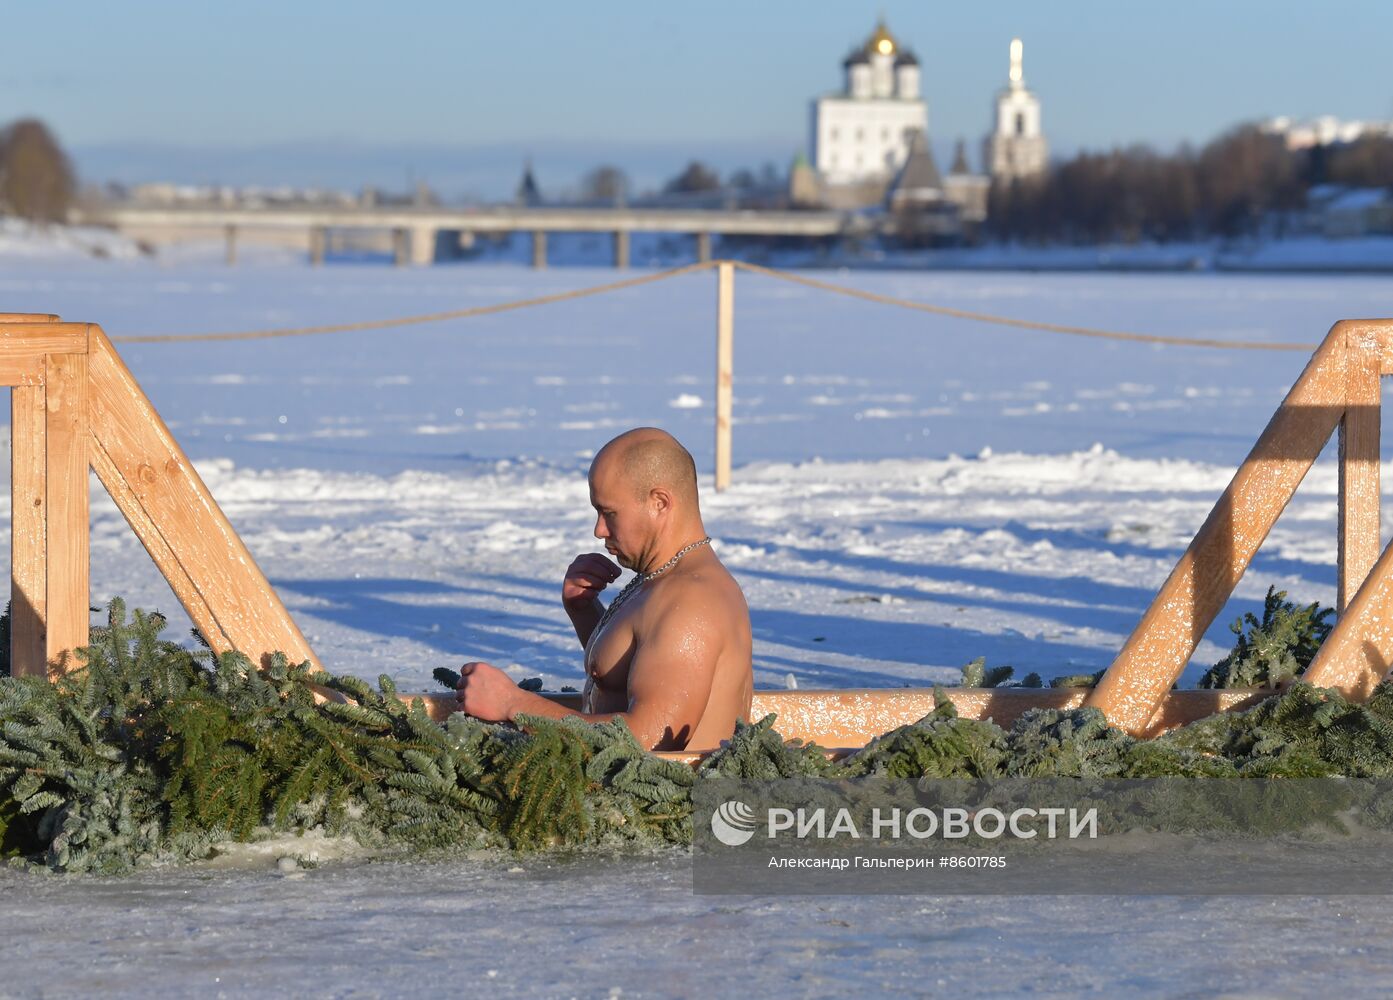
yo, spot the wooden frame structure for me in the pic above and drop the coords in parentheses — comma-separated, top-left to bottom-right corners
(5, 312, 1393, 755)
(1086, 319, 1393, 732)
(2, 313, 318, 679)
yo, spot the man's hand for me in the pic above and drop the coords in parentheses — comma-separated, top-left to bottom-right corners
(562, 553, 622, 612)
(455, 661, 521, 723)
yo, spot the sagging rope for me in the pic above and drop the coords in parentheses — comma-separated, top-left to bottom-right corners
(731, 262, 1320, 352)
(108, 258, 1320, 352)
(110, 261, 714, 344)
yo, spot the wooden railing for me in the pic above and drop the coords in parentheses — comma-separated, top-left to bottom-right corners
(1087, 319, 1393, 733)
(2, 313, 318, 678)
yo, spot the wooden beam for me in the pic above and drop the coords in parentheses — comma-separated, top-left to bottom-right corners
(1086, 321, 1350, 734)
(0, 322, 89, 357)
(10, 383, 46, 677)
(43, 352, 89, 673)
(1303, 531, 1393, 699)
(404, 686, 1271, 748)
(0, 356, 45, 387)
(1338, 324, 1382, 611)
(89, 439, 230, 654)
(0, 313, 60, 322)
(86, 326, 322, 671)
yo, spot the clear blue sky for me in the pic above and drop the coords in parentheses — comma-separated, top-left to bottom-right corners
(4, 1, 1390, 196)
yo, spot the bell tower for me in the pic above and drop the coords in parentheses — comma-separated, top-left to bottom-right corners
(984, 38, 1048, 181)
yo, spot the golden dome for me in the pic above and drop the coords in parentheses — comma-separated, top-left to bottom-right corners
(868, 20, 897, 56)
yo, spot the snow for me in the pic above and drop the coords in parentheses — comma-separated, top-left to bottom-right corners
(3, 250, 1393, 993)
(7, 854, 1393, 997)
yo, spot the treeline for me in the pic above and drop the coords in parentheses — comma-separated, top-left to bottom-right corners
(988, 124, 1393, 243)
(0, 118, 75, 223)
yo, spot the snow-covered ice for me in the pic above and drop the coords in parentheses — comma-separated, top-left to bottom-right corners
(3, 253, 1393, 995)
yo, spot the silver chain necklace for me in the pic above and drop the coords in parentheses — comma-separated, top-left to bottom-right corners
(586, 536, 711, 654)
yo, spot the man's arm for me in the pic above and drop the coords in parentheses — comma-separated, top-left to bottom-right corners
(562, 553, 621, 649)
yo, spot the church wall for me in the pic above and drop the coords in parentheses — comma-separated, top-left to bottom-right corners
(813, 98, 927, 185)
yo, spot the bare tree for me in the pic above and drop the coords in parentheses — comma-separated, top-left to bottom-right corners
(581, 165, 629, 205)
(0, 118, 76, 224)
(664, 161, 721, 194)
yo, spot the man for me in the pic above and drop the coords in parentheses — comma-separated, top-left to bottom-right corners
(455, 427, 754, 751)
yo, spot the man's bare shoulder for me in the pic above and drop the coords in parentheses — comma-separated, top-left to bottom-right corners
(642, 555, 748, 624)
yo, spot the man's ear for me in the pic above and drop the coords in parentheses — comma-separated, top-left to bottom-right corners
(649, 486, 673, 516)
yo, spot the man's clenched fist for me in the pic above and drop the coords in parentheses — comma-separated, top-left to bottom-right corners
(562, 553, 622, 611)
(455, 661, 520, 722)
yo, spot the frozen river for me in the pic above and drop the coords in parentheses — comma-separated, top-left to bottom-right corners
(3, 253, 1393, 995)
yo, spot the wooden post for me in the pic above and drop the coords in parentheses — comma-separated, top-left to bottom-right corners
(309, 226, 326, 266)
(1338, 325, 1382, 612)
(224, 225, 237, 266)
(715, 262, 734, 492)
(614, 230, 629, 270)
(696, 231, 712, 264)
(43, 348, 89, 672)
(8, 315, 60, 678)
(392, 228, 408, 267)
(531, 231, 547, 270)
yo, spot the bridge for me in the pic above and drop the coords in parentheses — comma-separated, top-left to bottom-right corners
(71, 204, 861, 268)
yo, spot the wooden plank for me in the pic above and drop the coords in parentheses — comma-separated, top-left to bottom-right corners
(714, 261, 734, 492)
(86, 326, 322, 671)
(44, 352, 88, 673)
(0, 313, 60, 322)
(10, 383, 46, 677)
(89, 438, 229, 654)
(0, 322, 89, 357)
(1338, 325, 1382, 611)
(0, 356, 44, 387)
(1086, 321, 1350, 734)
(403, 686, 1269, 747)
(1304, 531, 1393, 699)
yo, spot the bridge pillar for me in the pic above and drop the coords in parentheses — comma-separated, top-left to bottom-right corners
(309, 225, 326, 266)
(409, 226, 437, 266)
(224, 225, 237, 266)
(393, 228, 409, 267)
(532, 231, 547, 269)
(614, 230, 630, 269)
(696, 231, 712, 263)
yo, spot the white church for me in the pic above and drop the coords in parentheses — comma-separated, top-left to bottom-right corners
(805, 20, 1048, 220)
(810, 21, 927, 185)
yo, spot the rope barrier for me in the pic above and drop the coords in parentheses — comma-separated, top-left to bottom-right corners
(109, 261, 716, 344)
(107, 258, 1320, 352)
(729, 261, 1319, 352)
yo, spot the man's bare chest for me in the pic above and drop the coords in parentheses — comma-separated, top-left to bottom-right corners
(583, 591, 649, 701)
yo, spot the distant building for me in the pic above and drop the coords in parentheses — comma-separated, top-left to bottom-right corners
(810, 19, 927, 187)
(1320, 187, 1393, 237)
(787, 153, 821, 209)
(885, 130, 942, 209)
(1263, 116, 1393, 151)
(943, 140, 990, 224)
(984, 38, 1048, 181)
(515, 160, 542, 207)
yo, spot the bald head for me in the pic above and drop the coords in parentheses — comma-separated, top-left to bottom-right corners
(592, 427, 700, 508)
